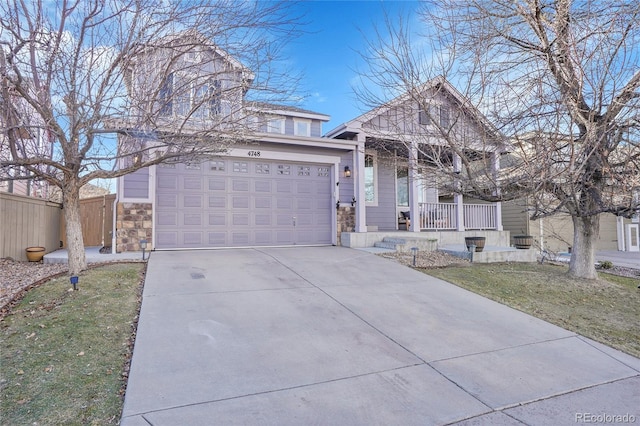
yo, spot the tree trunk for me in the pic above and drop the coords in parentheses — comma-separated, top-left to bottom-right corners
(568, 214, 599, 279)
(63, 185, 87, 275)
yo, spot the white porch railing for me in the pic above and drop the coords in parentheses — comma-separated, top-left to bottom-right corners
(418, 202, 499, 230)
(463, 203, 498, 230)
(419, 203, 457, 230)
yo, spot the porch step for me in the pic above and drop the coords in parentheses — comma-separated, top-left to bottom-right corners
(373, 237, 407, 250)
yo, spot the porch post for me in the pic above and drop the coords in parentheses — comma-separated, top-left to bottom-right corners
(453, 153, 465, 231)
(409, 138, 420, 232)
(491, 151, 503, 231)
(354, 139, 367, 233)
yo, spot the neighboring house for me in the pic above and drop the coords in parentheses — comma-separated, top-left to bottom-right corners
(113, 35, 358, 251)
(0, 84, 54, 199)
(325, 77, 506, 239)
(502, 198, 639, 253)
(500, 134, 640, 253)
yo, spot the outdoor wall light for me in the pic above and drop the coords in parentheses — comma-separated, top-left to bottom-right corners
(140, 239, 148, 260)
(344, 166, 351, 178)
(132, 153, 142, 166)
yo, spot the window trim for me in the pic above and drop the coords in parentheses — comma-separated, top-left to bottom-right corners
(364, 151, 378, 206)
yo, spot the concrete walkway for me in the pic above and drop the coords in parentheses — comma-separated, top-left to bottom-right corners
(121, 247, 639, 426)
(43, 246, 145, 264)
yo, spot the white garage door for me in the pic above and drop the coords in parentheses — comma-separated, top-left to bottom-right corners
(155, 158, 333, 249)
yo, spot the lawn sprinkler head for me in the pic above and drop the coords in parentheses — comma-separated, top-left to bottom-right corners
(70, 275, 79, 291)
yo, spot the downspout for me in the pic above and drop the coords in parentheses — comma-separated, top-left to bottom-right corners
(539, 217, 544, 252)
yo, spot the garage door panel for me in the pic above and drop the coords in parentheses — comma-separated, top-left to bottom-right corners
(276, 198, 292, 209)
(276, 181, 292, 192)
(182, 195, 202, 208)
(232, 196, 249, 208)
(255, 214, 271, 226)
(232, 179, 249, 191)
(157, 212, 178, 226)
(233, 214, 249, 226)
(156, 232, 178, 247)
(255, 197, 271, 209)
(232, 232, 249, 245)
(208, 232, 226, 245)
(183, 232, 203, 246)
(158, 195, 177, 208)
(183, 177, 202, 190)
(156, 158, 333, 249)
(208, 196, 226, 208)
(208, 214, 226, 226)
(183, 213, 202, 226)
(255, 180, 271, 192)
(296, 198, 313, 210)
(255, 231, 272, 244)
(208, 178, 226, 191)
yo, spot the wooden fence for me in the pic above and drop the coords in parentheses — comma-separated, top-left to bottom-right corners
(0, 192, 62, 261)
(60, 194, 116, 248)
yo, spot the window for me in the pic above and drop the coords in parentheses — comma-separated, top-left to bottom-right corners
(419, 104, 448, 127)
(210, 160, 225, 171)
(364, 153, 377, 205)
(159, 73, 174, 116)
(298, 166, 311, 176)
(396, 167, 409, 207)
(255, 163, 270, 174)
(233, 161, 248, 173)
(267, 117, 285, 134)
(439, 105, 450, 128)
(294, 119, 311, 137)
(160, 74, 223, 118)
(207, 80, 222, 116)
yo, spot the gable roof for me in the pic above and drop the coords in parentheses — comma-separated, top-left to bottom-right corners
(325, 76, 501, 143)
(131, 30, 255, 83)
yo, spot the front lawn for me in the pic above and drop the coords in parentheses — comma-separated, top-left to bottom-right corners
(0, 263, 145, 425)
(422, 262, 640, 358)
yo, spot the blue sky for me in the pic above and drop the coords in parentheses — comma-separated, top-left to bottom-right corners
(284, 1, 421, 134)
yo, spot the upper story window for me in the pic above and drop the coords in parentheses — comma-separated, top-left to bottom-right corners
(159, 74, 223, 118)
(419, 103, 451, 128)
(294, 119, 311, 137)
(159, 73, 174, 116)
(267, 117, 285, 134)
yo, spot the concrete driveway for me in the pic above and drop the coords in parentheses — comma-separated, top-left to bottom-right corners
(121, 247, 639, 426)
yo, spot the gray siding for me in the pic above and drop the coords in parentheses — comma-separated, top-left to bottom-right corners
(366, 159, 397, 230)
(123, 167, 150, 199)
(311, 120, 322, 137)
(501, 199, 531, 238)
(338, 152, 354, 202)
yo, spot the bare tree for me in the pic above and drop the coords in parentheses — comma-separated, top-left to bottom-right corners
(1, 0, 301, 274)
(356, 0, 640, 279)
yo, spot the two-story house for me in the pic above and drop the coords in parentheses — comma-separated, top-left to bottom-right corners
(113, 34, 359, 251)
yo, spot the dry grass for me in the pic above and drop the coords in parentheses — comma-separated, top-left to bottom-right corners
(0, 263, 145, 425)
(422, 262, 640, 358)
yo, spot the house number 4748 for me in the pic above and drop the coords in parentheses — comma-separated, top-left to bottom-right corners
(248, 150, 261, 157)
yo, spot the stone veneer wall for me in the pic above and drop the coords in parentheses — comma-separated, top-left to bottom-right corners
(116, 202, 152, 252)
(337, 206, 355, 246)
